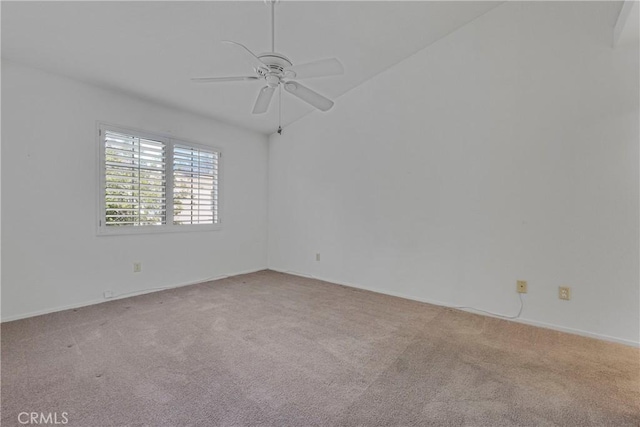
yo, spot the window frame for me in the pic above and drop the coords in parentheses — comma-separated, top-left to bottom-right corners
(96, 122, 223, 236)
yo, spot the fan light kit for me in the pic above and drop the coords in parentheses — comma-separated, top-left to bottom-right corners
(191, 0, 344, 134)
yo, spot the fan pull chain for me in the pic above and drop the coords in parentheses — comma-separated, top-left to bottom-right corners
(277, 84, 283, 135)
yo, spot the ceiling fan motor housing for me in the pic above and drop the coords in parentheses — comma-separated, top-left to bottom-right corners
(258, 52, 294, 85)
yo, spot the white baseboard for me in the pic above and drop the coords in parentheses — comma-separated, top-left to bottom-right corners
(269, 268, 640, 348)
(1, 267, 267, 323)
(5, 267, 638, 348)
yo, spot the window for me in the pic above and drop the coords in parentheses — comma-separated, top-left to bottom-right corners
(98, 124, 221, 234)
(173, 144, 220, 225)
(103, 130, 167, 227)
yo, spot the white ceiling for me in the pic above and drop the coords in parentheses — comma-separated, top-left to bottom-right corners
(2, 1, 502, 135)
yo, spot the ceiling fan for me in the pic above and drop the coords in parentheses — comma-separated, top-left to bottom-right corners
(191, 0, 344, 127)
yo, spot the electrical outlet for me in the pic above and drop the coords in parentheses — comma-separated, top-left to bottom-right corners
(517, 280, 528, 293)
(133, 262, 142, 273)
(103, 290, 114, 299)
(559, 286, 571, 300)
(316, 253, 321, 261)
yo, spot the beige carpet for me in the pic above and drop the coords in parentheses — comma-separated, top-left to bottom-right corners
(1, 270, 638, 426)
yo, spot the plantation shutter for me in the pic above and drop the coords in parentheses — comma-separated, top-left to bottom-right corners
(173, 144, 220, 225)
(104, 130, 167, 226)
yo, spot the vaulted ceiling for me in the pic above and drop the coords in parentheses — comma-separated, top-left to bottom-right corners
(2, 1, 503, 134)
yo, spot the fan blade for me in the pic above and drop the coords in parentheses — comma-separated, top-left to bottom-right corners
(285, 58, 344, 79)
(283, 81, 334, 111)
(253, 86, 276, 114)
(222, 40, 268, 71)
(191, 76, 259, 83)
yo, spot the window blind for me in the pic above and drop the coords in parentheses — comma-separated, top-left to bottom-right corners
(173, 145, 219, 225)
(104, 130, 166, 226)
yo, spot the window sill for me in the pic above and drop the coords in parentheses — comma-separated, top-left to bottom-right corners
(97, 223, 222, 236)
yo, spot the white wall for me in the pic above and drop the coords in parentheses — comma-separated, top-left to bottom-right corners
(2, 61, 269, 321)
(268, 2, 640, 345)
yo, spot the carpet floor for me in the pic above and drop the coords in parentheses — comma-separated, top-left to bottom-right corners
(1, 270, 638, 426)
